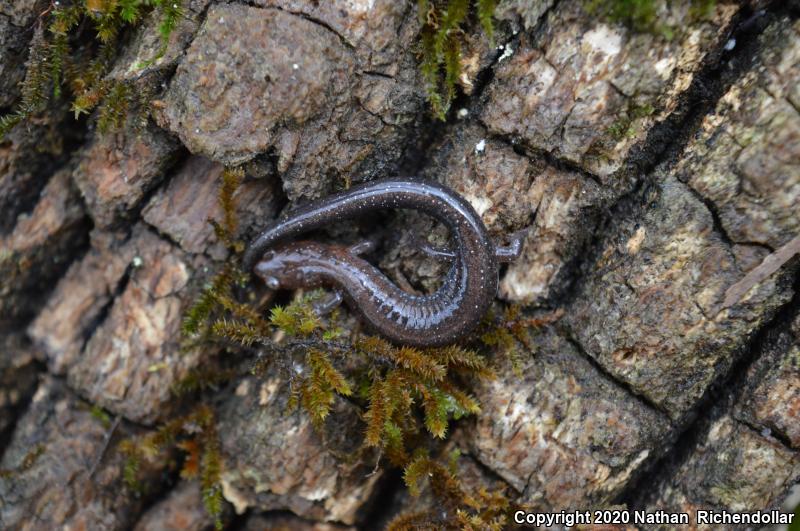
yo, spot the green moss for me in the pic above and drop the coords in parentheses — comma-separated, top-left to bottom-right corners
(0, 25, 51, 138)
(392, 449, 512, 530)
(607, 102, 655, 141)
(479, 305, 563, 377)
(120, 406, 225, 529)
(171, 366, 237, 397)
(586, 0, 717, 37)
(688, 0, 717, 20)
(0, 0, 184, 139)
(417, 0, 498, 120)
(89, 404, 113, 428)
(586, 0, 659, 33)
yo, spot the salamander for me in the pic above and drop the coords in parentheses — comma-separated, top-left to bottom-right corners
(243, 179, 524, 347)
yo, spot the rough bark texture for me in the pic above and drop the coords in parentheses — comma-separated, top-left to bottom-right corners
(1, 0, 799, 529)
(0, 376, 167, 529)
(218, 375, 382, 524)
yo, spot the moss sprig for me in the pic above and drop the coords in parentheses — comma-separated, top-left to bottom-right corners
(479, 305, 563, 376)
(119, 404, 224, 529)
(417, 0, 498, 120)
(0, 25, 51, 138)
(0, 0, 184, 139)
(585, 0, 718, 37)
(607, 102, 655, 141)
(390, 449, 512, 530)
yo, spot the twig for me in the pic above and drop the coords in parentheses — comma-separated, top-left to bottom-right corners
(88, 414, 121, 480)
(719, 234, 800, 312)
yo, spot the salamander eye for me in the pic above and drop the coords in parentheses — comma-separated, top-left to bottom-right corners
(265, 276, 280, 290)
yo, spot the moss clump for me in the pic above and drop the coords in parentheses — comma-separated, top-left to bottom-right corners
(390, 449, 512, 530)
(417, 0, 498, 120)
(215, 284, 493, 461)
(120, 404, 224, 529)
(479, 305, 563, 377)
(0, 0, 183, 139)
(607, 102, 655, 141)
(586, 0, 660, 33)
(88, 403, 113, 428)
(586, 0, 717, 36)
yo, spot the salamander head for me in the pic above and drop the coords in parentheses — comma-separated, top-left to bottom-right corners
(253, 242, 327, 291)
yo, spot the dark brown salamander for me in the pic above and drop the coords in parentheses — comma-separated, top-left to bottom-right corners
(243, 179, 524, 347)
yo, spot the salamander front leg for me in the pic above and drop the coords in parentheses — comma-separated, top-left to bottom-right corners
(495, 227, 529, 263)
(349, 237, 380, 256)
(419, 242, 456, 262)
(313, 289, 344, 316)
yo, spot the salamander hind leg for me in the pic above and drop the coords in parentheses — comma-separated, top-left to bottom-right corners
(495, 227, 530, 263)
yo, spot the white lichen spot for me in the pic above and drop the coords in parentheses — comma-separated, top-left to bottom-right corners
(612, 448, 650, 484)
(345, 0, 375, 12)
(720, 84, 744, 113)
(654, 57, 675, 80)
(499, 263, 550, 303)
(498, 44, 514, 62)
(688, 28, 702, 47)
(706, 418, 729, 441)
(292, 63, 299, 70)
(584, 25, 623, 56)
(474, 139, 486, 153)
(457, 108, 469, 118)
(55, 399, 69, 414)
